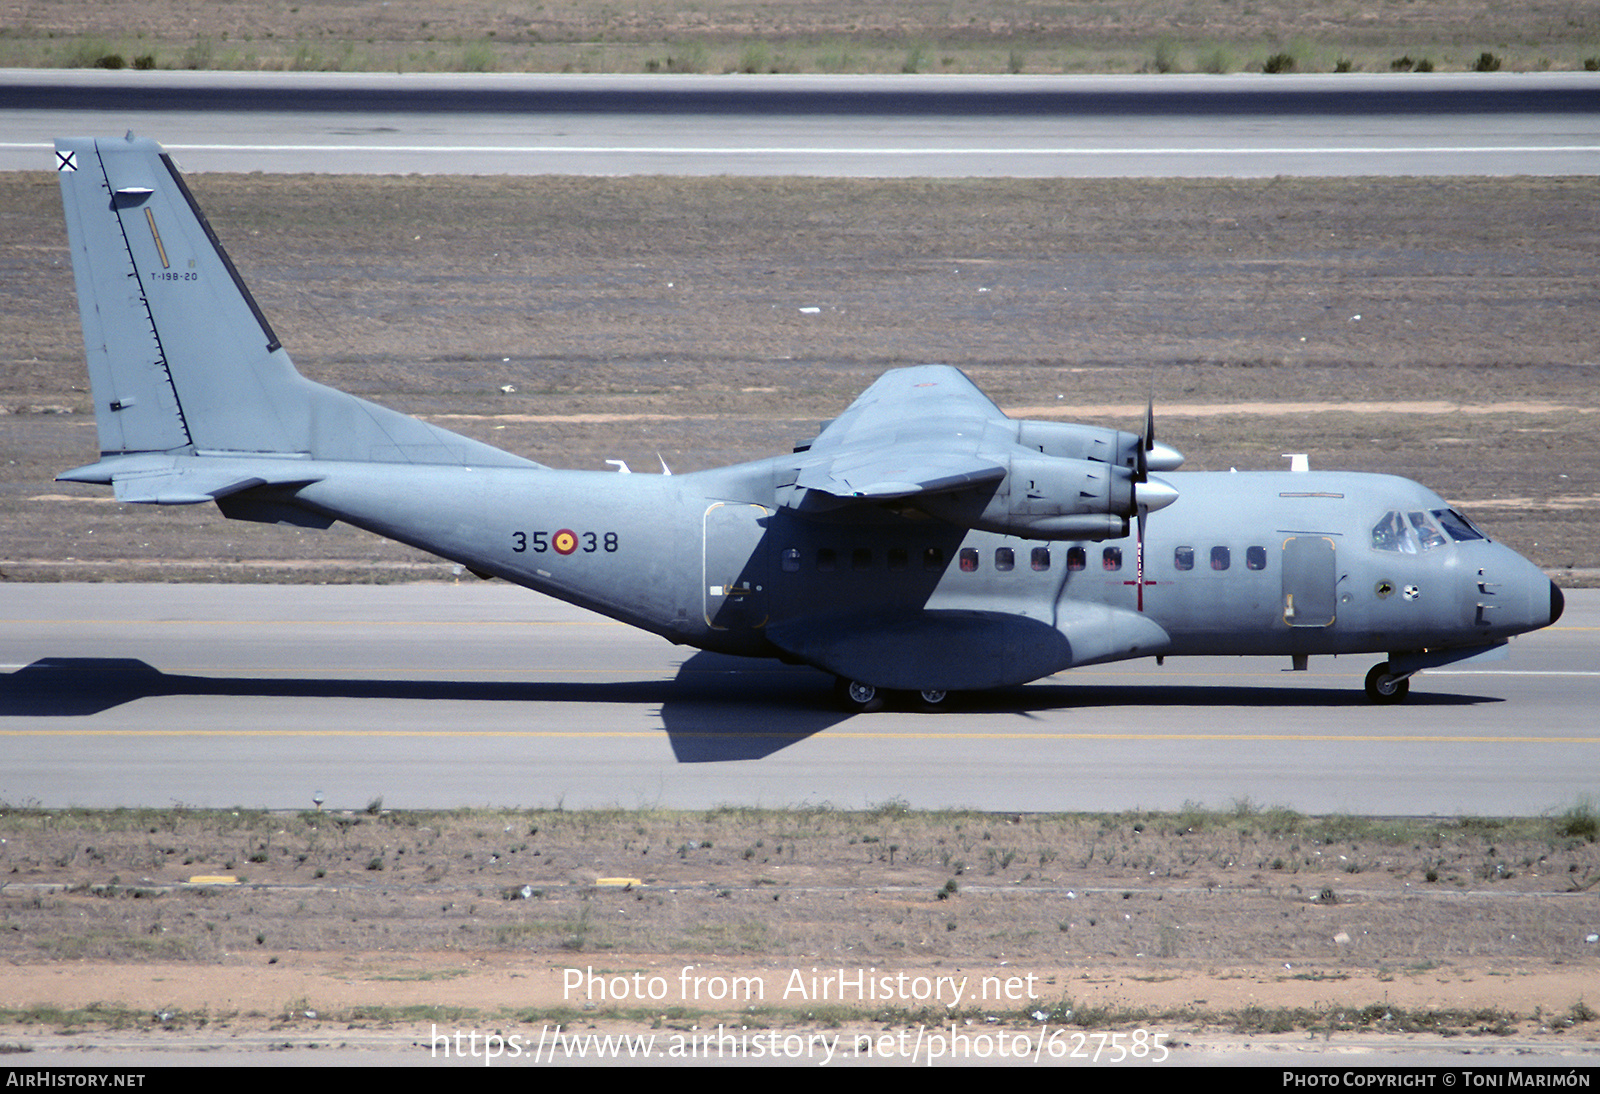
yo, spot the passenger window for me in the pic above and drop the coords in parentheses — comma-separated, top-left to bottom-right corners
(816, 547, 836, 572)
(781, 547, 800, 573)
(1067, 547, 1086, 572)
(959, 547, 979, 572)
(1031, 547, 1051, 572)
(1174, 546, 1194, 571)
(852, 547, 872, 571)
(1246, 545, 1267, 570)
(1211, 546, 1230, 571)
(1103, 546, 1122, 571)
(887, 547, 908, 571)
(923, 547, 945, 570)
(995, 547, 1014, 572)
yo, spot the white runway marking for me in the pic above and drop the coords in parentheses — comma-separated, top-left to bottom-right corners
(7, 142, 1595, 157)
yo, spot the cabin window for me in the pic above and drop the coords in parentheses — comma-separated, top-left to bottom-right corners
(923, 547, 945, 570)
(995, 547, 1015, 571)
(1031, 547, 1051, 572)
(852, 547, 872, 571)
(1103, 546, 1122, 571)
(959, 547, 980, 572)
(1174, 546, 1194, 571)
(780, 547, 801, 573)
(1246, 545, 1267, 570)
(887, 547, 908, 571)
(816, 547, 836, 572)
(1067, 546, 1086, 572)
(1210, 546, 1231, 571)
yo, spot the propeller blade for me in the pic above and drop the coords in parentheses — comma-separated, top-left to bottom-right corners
(1135, 509, 1147, 611)
(1132, 392, 1179, 614)
(1136, 398, 1153, 482)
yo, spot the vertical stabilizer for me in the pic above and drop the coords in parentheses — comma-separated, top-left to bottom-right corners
(55, 134, 537, 470)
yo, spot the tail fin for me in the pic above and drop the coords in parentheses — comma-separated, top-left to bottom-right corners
(55, 134, 533, 483)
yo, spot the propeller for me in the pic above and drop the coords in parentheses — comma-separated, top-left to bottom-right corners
(1131, 398, 1181, 611)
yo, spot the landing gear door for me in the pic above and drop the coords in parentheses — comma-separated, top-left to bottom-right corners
(1282, 536, 1336, 627)
(703, 503, 770, 630)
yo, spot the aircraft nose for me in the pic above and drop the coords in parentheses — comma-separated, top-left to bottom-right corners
(1550, 579, 1565, 626)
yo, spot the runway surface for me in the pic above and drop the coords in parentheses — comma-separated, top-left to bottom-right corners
(2, 583, 1593, 815)
(3, 71, 1596, 176)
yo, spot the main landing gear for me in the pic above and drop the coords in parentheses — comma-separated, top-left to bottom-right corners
(1364, 661, 1412, 704)
(833, 678, 950, 713)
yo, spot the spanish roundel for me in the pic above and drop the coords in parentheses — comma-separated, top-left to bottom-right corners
(552, 529, 578, 555)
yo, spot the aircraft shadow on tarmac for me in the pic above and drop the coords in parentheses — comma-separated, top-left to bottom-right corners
(2, 655, 1498, 764)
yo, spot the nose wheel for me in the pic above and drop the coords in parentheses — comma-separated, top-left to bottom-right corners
(1364, 662, 1411, 704)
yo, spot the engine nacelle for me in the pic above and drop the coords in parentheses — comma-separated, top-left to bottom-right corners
(912, 452, 1140, 540)
(1014, 420, 1138, 469)
(1014, 419, 1185, 474)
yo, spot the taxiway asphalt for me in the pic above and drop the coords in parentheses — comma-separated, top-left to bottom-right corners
(2, 583, 1593, 815)
(3, 70, 1596, 176)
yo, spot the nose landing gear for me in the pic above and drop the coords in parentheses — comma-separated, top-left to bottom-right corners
(1364, 661, 1412, 704)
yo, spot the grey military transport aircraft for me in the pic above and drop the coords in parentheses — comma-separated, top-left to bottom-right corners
(53, 134, 1563, 711)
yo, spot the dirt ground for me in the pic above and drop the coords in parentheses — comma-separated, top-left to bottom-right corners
(6, 0, 1597, 74)
(1, 806, 1597, 1057)
(2, 172, 1596, 585)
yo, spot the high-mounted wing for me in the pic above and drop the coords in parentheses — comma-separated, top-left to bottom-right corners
(793, 365, 1010, 498)
(784, 364, 1182, 541)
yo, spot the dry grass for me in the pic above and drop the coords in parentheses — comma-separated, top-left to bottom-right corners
(1, 805, 1596, 1035)
(3, 803, 1596, 962)
(2, 0, 1597, 74)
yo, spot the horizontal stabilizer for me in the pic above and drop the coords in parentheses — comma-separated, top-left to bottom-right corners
(59, 454, 321, 505)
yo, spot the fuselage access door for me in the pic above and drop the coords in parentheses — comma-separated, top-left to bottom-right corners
(1282, 535, 1337, 627)
(703, 502, 770, 630)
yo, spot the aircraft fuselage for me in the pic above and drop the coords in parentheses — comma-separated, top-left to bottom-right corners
(278, 457, 1559, 694)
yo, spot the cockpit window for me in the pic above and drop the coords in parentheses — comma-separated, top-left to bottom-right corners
(1371, 510, 1445, 554)
(1372, 508, 1487, 552)
(1433, 508, 1487, 542)
(1408, 511, 1447, 550)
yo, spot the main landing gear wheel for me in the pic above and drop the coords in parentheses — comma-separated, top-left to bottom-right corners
(913, 689, 949, 712)
(833, 678, 885, 713)
(1364, 662, 1411, 704)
